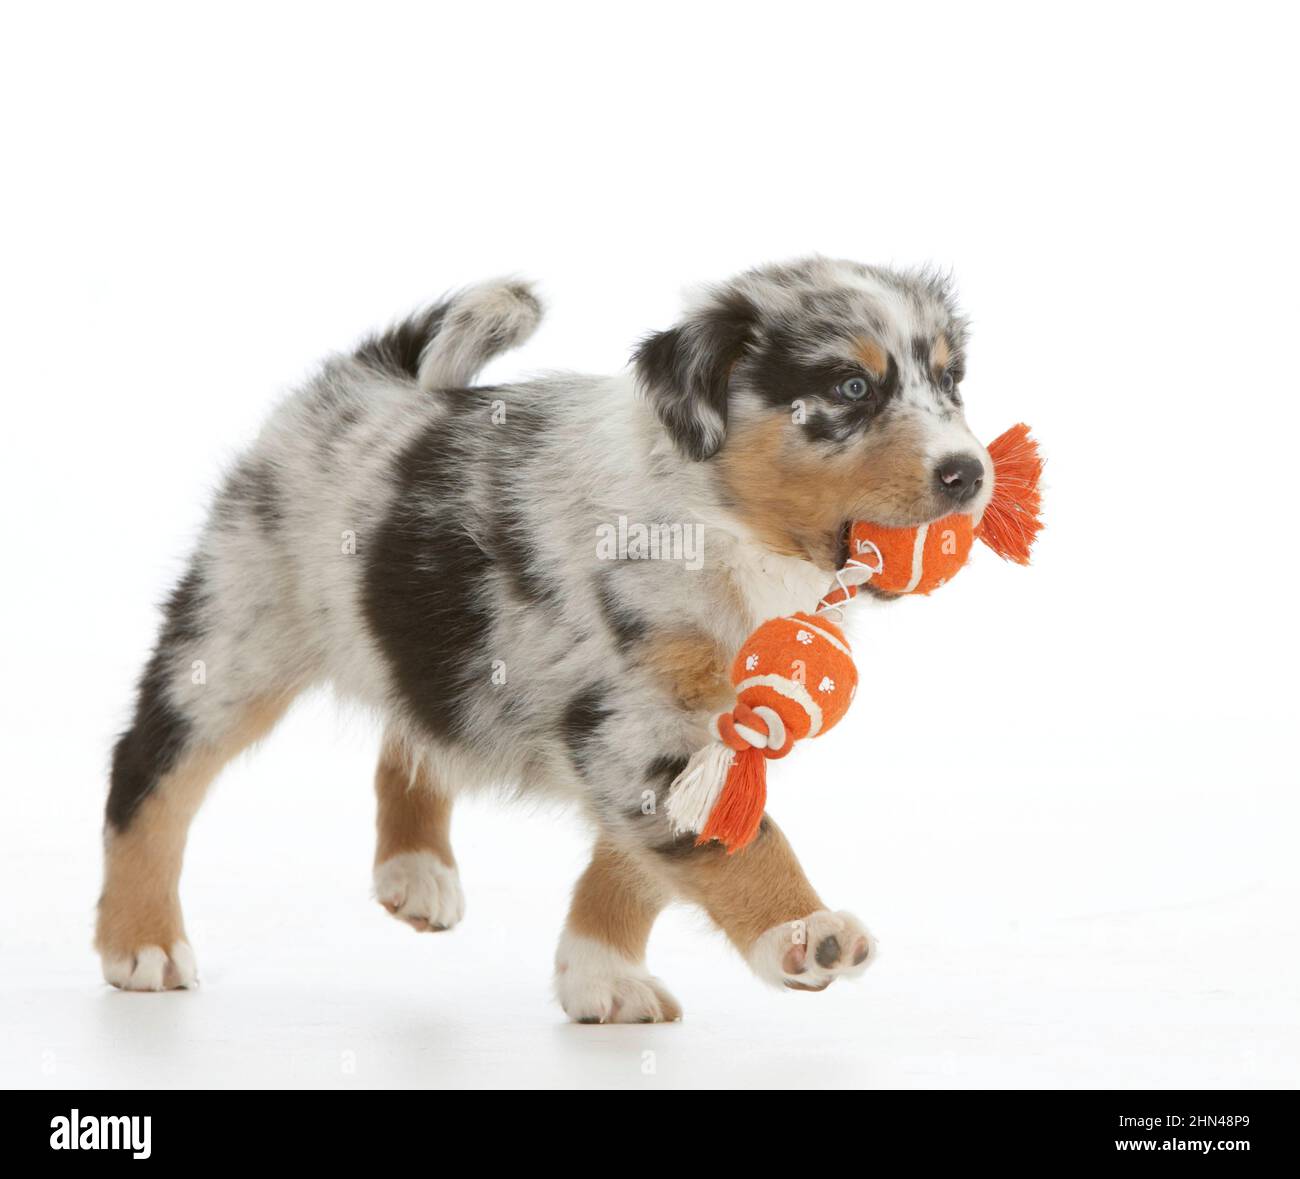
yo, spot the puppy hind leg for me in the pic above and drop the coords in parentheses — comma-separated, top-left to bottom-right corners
(372, 737, 465, 933)
(97, 690, 295, 990)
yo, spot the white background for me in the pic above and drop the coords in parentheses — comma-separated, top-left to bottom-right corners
(2, 1, 1297, 1089)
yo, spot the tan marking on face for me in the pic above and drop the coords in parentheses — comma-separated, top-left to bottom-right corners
(643, 629, 734, 711)
(853, 338, 888, 378)
(96, 693, 293, 962)
(567, 840, 670, 961)
(717, 414, 935, 568)
(374, 739, 456, 868)
(659, 815, 823, 950)
(931, 335, 951, 373)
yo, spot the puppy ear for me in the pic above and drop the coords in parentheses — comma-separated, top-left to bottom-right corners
(633, 289, 757, 460)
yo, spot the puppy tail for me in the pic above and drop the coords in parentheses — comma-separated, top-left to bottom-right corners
(355, 278, 543, 391)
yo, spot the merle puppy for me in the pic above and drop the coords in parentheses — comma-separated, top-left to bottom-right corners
(99, 257, 992, 1021)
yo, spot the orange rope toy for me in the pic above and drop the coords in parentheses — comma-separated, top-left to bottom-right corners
(666, 423, 1044, 853)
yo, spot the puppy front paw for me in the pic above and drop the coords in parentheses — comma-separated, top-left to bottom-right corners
(555, 933, 682, 1024)
(374, 851, 465, 932)
(746, 910, 876, 991)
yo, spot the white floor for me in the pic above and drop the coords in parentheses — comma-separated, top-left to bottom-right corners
(4, 695, 1296, 1090)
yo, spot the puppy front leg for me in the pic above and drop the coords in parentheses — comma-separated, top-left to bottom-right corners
(628, 632, 876, 991)
(653, 815, 877, 992)
(555, 840, 681, 1023)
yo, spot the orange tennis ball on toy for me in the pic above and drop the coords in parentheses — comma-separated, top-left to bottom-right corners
(852, 514, 974, 595)
(850, 423, 1044, 595)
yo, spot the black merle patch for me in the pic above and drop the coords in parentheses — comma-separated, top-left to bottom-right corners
(362, 418, 494, 744)
(645, 753, 688, 788)
(562, 682, 613, 775)
(106, 564, 208, 830)
(746, 321, 899, 446)
(650, 814, 771, 858)
(628, 754, 689, 823)
(649, 830, 717, 859)
(484, 425, 561, 610)
(354, 303, 449, 382)
(490, 505, 560, 609)
(594, 572, 647, 652)
(632, 289, 758, 461)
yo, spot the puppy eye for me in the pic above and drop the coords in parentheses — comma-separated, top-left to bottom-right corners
(939, 371, 956, 395)
(837, 377, 869, 401)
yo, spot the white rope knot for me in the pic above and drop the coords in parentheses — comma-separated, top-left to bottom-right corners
(711, 704, 786, 752)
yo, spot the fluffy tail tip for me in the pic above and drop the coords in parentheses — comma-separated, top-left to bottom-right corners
(417, 277, 544, 391)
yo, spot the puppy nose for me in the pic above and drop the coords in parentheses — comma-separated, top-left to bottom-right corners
(934, 454, 985, 504)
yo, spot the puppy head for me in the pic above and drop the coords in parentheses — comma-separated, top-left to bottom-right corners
(634, 257, 991, 570)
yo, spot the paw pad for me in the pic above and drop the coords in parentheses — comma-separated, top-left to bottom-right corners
(748, 910, 876, 992)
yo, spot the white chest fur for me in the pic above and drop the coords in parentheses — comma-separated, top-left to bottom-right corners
(710, 528, 831, 625)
